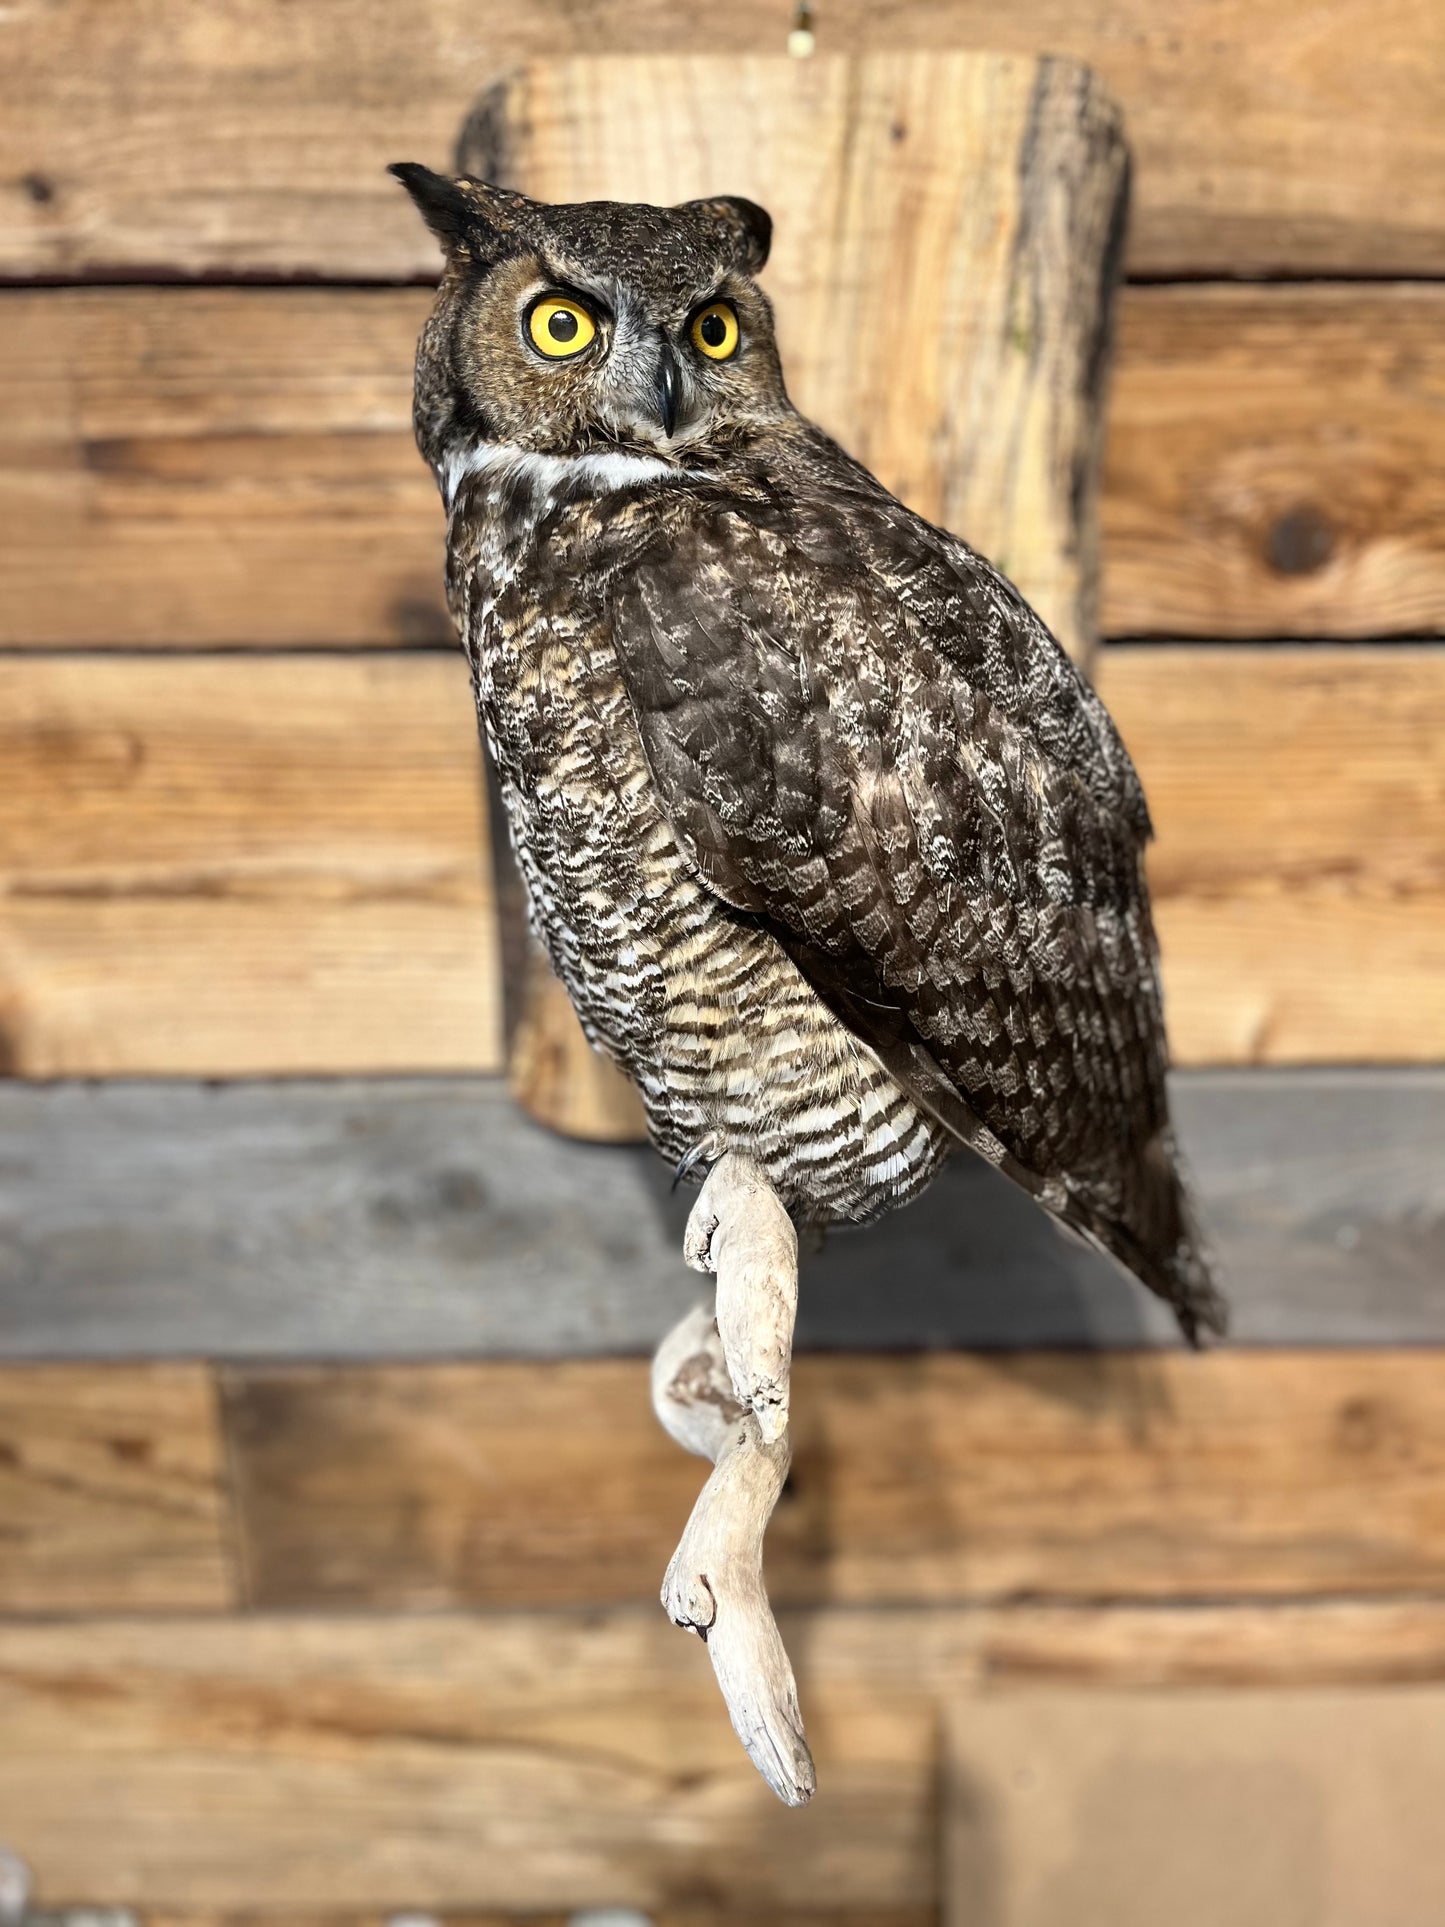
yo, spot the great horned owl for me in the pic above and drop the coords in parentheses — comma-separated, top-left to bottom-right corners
(393, 164, 1225, 1344)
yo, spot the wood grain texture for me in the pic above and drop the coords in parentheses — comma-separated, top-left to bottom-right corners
(463, 643, 1445, 1106)
(0, 1614, 935, 1914)
(4, 285, 1440, 652)
(138, 1914, 932, 1927)
(967, 1599, 1445, 1691)
(2, 1071, 1442, 1360)
(0, 654, 501, 1076)
(138, 1915, 932, 1927)
(0, 648, 1440, 1076)
(221, 1351, 1445, 1611)
(1103, 285, 1445, 640)
(944, 1687, 1445, 1927)
(1, 11, 1441, 279)
(6, 1605, 1445, 1913)
(1097, 647, 1445, 1066)
(0, 1365, 233, 1613)
(480, 52, 1125, 1143)
(476, 53, 1126, 662)
(0, 288, 445, 651)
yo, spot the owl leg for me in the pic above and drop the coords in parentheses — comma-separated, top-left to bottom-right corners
(651, 1153, 814, 1808)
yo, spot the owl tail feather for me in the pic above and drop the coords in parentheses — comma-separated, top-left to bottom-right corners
(827, 1012, 1228, 1345)
(1065, 1134, 1228, 1349)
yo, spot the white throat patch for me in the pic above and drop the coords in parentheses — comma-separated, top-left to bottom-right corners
(441, 440, 695, 510)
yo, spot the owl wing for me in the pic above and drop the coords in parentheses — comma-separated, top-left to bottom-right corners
(608, 471, 1223, 1341)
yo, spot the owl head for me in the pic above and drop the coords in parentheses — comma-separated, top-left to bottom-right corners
(391, 164, 785, 469)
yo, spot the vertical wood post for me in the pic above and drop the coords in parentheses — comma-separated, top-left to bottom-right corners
(457, 52, 1129, 1142)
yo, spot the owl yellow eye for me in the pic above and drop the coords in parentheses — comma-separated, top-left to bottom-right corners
(527, 296, 597, 359)
(691, 301, 740, 361)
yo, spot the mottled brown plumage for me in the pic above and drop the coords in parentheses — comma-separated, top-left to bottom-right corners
(393, 164, 1226, 1343)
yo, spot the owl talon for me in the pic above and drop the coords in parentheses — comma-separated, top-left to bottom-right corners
(671, 1135, 721, 1192)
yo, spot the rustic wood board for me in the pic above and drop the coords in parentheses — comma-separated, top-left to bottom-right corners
(3, 285, 1440, 652)
(519, 638, 1445, 1129)
(7, 1346, 1445, 1620)
(1, 16, 1441, 279)
(1102, 285, 1445, 640)
(476, 52, 1125, 660)
(221, 1350, 1445, 1610)
(0, 654, 501, 1076)
(0, 1365, 234, 1613)
(5, 1606, 1445, 1913)
(1097, 646, 1445, 1064)
(2, 1071, 1442, 1360)
(135, 1914, 933, 1927)
(966, 1598, 1445, 1692)
(944, 1687, 1445, 1927)
(135, 1914, 932, 1927)
(0, 1615, 935, 1914)
(491, 46, 1130, 1130)
(1, 647, 1442, 1074)
(0, 288, 448, 651)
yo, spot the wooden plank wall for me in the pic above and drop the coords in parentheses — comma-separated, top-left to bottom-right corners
(1, 7, 1443, 1922)
(0, 43, 1442, 1076)
(5, 1358, 1445, 1916)
(3, 1074, 1444, 1357)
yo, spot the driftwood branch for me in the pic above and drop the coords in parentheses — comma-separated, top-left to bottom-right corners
(651, 1153, 814, 1806)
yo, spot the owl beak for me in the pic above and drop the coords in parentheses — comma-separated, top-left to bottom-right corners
(653, 341, 682, 440)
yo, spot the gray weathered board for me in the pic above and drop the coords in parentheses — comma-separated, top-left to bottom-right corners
(1, 1073, 1440, 1357)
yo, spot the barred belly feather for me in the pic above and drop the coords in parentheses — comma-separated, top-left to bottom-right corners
(454, 456, 948, 1223)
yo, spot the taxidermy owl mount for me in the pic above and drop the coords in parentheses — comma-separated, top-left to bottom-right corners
(392, 159, 1226, 1806)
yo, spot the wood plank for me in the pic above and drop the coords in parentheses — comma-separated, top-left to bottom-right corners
(5, 1604, 1445, 1912)
(141, 1917, 570, 1927)
(0, 655, 501, 1076)
(1, 21, 1442, 279)
(2, 1071, 1442, 1360)
(968, 1599, 1445, 1692)
(4, 284, 1443, 650)
(0, 1615, 936, 1914)
(221, 1352, 1445, 1611)
(1102, 285, 1445, 640)
(1096, 647, 1445, 1065)
(503, 631, 1445, 1124)
(0, 289, 445, 651)
(0, 1366, 233, 1613)
(137, 1914, 932, 1927)
(490, 50, 1126, 1138)
(0, 647, 1440, 1076)
(944, 1686, 1445, 1927)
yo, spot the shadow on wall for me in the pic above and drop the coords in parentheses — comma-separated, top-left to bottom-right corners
(631, 1134, 1162, 1349)
(6, 1071, 1444, 1361)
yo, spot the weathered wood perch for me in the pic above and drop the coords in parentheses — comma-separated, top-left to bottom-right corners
(651, 1154, 813, 1805)
(463, 51, 1131, 1149)
(453, 50, 1129, 1800)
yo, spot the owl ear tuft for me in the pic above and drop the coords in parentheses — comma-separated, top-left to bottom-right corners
(389, 163, 485, 254)
(390, 163, 535, 271)
(686, 195, 773, 274)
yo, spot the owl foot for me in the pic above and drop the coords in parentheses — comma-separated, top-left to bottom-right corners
(670, 1131, 723, 1192)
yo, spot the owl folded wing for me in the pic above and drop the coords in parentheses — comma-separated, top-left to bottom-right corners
(607, 494, 1223, 1339)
